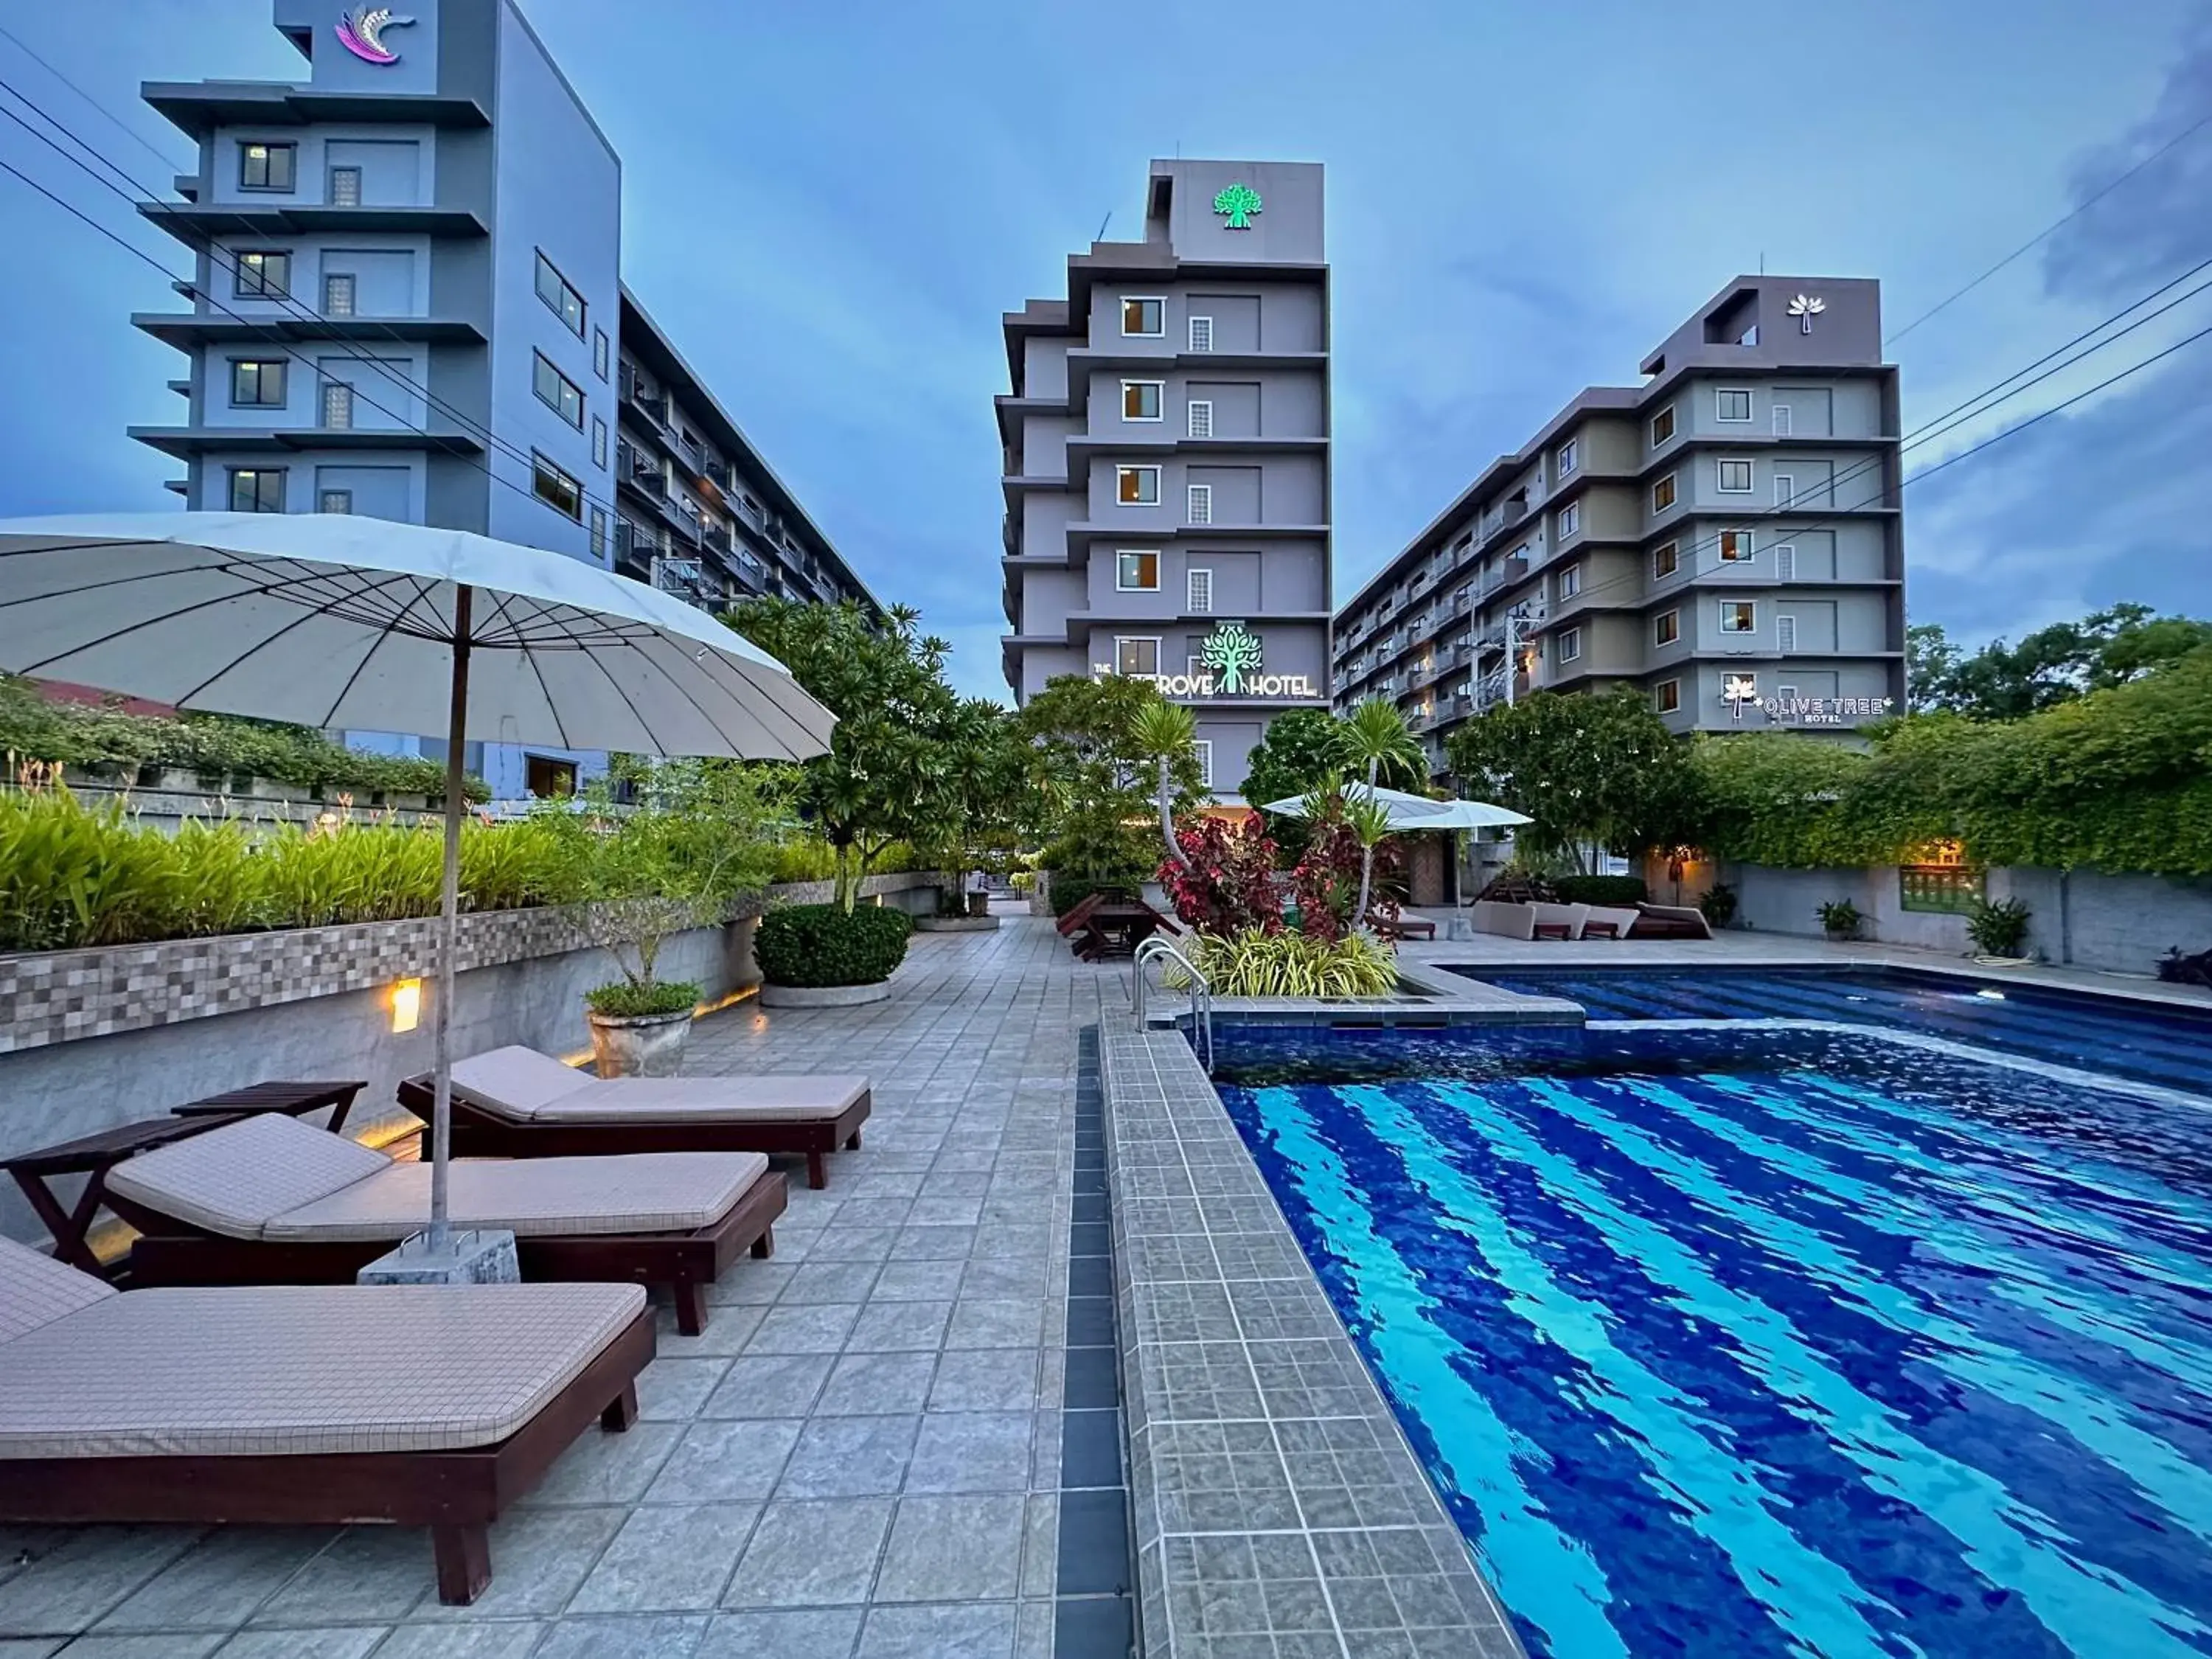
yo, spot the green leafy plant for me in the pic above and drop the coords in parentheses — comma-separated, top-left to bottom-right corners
(1816, 899, 1863, 941)
(1965, 896, 2032, 957)
(1448, 689, 1695, 870)
(1019, 674, 1204, 897)
(1552, 875, 1649, 906)
(584, 979, 701, 1019)
(754, 902, 913, 987)
(1698, 883, 1739, 927)
(1179, 928, 1397, 998)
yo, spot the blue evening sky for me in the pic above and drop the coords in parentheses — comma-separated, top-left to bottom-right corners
(0, 1, 2205, 700)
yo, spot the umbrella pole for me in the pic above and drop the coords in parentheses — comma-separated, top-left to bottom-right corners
(428, 584, 473, 1255)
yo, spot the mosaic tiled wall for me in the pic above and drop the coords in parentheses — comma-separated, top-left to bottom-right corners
(0, 872, 942, 1057)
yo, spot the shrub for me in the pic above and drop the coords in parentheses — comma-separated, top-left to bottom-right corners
(1553, 874, 1648, 907)
(1966, 897, 2032, 957)
(754, 902, 913, 987)
(1698, 883, 1739, 927)
(1817, 900, 1863, 940)
(1161, 815, 1283, 934)
(585, 979, 701, 1018)
(1182, 928, 1398, 998)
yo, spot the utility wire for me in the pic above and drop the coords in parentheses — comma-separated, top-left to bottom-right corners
(0, 19, 188, 177)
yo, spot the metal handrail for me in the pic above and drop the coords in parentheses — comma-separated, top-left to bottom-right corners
(1133, 936, 1214, 1073)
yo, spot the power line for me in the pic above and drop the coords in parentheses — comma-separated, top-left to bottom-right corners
(1885, 106, 2212, 346)
(0, 19, 187, 178)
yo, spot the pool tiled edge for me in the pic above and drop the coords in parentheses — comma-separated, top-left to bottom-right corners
(1100, 1025, 1526, 1659)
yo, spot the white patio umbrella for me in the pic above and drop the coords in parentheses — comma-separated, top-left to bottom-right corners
(0, 512, 835, 1253)
(1261, 780, 1530, 832)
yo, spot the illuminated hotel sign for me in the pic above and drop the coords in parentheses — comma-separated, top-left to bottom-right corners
(1723, 675, 1893, 726)
(1212, 182, 1263, 229)
(1094, 619, 1317, 699)
(337, 6, 414, 64)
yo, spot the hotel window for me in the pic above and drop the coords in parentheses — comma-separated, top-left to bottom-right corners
(1116, 465, 1160, 506)
(1187, 399, 1213, 439)
(1121, 296, 1164, 336)
(533, 352, 585, 429)
(1654, 609, 1680, 647)
(318, 487, 352, 515)
(1557, 500, 1580, 538)
(327, 164, 361, 207)
(1194, 740, 1214, 788)
(320, 378, 354, 429)
(1116, 637, 1161, 675)
(1557, 627, 1583, 664)
(1189, 314, 1213, 352)
(535, 252, 586, 337)
(1186, 483, 1213, 525)
(1719, 529, 1754, 562)
(1652, 540, 1680, 580)
(234, 250, 290, 298)
(1720, 599, 1757, 633)
(238, 141, 295, 192)
(1557, 563, 1582, 600)
(1557, 437, 1579, 476)
(1654, 678, 1681, 714)
(1116, 550, 1160, 591)
(321, 272, 355, 316)
(1122, 380, 1163, 421)
(1716, 387, 1753, 422)
(228, 467, 285, 513)
(1649, 405, 1676, 447)
(532, 452, 583, 521)
(1652, 473, 1677, 512)
(594, 328, 611, 381)
(1187, 567, 1213, 613)
(592, 417, 608, 468)
(526, 755, 580, 799)
(229, 359, 286, 407)
(589, 507, 608, 560)
(1718, 458, 1753, 493)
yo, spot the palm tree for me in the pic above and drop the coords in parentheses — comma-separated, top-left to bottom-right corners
(1132, 697, 1197, 870)
(1344, 794, 1397, 934)
(1337, 700, 1423, 928)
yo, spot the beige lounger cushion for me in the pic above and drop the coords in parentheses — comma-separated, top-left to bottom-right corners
(263, 1151, 770, 1242)
(0, 1281, 644, 1458)
(0, 1238, 117, 1343)
(530, 1074, 870, 1126)
(105, 1113, 392, 1240)
(449, 1046, 595, 1120)
(1582, 905, 1644, 936)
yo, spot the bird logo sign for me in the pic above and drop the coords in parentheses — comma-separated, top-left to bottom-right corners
(337, 7, 415, 65)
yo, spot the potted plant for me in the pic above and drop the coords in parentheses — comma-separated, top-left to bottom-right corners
(1699, 883, 1739, 928)
(1966, 896, 2032, 960)
(755, 901, 914, 1005)
(1817, 899, 1863, 942)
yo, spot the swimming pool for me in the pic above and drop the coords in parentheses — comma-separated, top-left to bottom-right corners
(1216, 1025, 2212, 1658)
(1440, 965, 2212, 1093)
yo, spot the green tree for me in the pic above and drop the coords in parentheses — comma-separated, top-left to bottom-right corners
(1240, 709, 1346, 813)
(1905, 622, 1961, 714)
(1912, 603, 2211, 719)
(1132, 698, 1199, 870)
(1015, 675, 1204, 886)
(1447, 689, 1692, 871)
(726, 599, 978, 912)
(1336, 700, 1424, 928)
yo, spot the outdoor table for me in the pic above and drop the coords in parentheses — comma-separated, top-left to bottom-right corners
(4, 1116, 246, 1277)
(1074, 902, 1168, 962)
(170, 1079, 369, 1135)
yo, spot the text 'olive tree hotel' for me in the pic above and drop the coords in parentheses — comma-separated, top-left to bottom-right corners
(998, 160, 1332, 800)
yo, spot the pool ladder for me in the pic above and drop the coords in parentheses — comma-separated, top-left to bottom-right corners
(1133, 936, 1214, 1073)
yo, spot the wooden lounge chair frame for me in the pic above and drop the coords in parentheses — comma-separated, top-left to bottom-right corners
(398, 1074, 870, 1192)
(0, 1303, 654, 1605)
(108, 1175, 782, 1337)
(1371, 914, 1436, 942)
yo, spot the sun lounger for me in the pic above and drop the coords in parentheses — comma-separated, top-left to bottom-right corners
(1468, 900, 1538, 940)
(400, 1046, 872, 1189)
(1528, 902, 1590, 941)
(104, 1113, 782, 1335)
(1630, 900, 1714, 940)
(0, 1235, 653, 1604)
(1580, 905, 1644, 939)
(1370, 914, 1436, 942)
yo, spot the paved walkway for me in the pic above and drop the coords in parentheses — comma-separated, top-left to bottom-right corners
(0, 919, 1119, 1659)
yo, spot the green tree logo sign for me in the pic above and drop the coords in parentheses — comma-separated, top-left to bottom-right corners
(1201, 622, 1265, 694)
(1212, 181, 1262, 229)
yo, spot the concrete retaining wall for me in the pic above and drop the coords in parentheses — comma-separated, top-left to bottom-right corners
(1722, 861, 2212, 975)
(0, 870, 944, 1245)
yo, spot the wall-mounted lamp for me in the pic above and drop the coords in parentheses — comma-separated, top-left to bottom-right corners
(390, 977, 422, 1033)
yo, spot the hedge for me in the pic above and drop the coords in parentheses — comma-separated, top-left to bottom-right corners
(1552, 875, 1649, 907)
(754, 902, 913, 987)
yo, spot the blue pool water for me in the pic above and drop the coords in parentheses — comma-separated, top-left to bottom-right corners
(1444, 964, 2212, 1093)
(1215, 1026, 2212, 1658)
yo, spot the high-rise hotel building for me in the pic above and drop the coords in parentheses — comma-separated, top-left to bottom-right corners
(998, 160, 1333, 799)
(1332, 276, 1906, 778)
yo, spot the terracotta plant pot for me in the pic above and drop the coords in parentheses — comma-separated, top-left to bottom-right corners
(586, 1007, 692, 1077)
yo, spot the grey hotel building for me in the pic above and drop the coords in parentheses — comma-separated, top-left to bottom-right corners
(999, 159, 1333, 799)
(1334, 276, 1907, 778)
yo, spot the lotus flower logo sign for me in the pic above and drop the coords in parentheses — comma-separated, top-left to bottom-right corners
(336, 6, 414, 64)
(1212, 182, 1262, 230)
(1200, 621, 1265, 695)
(1787, 293, 1826, 335)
